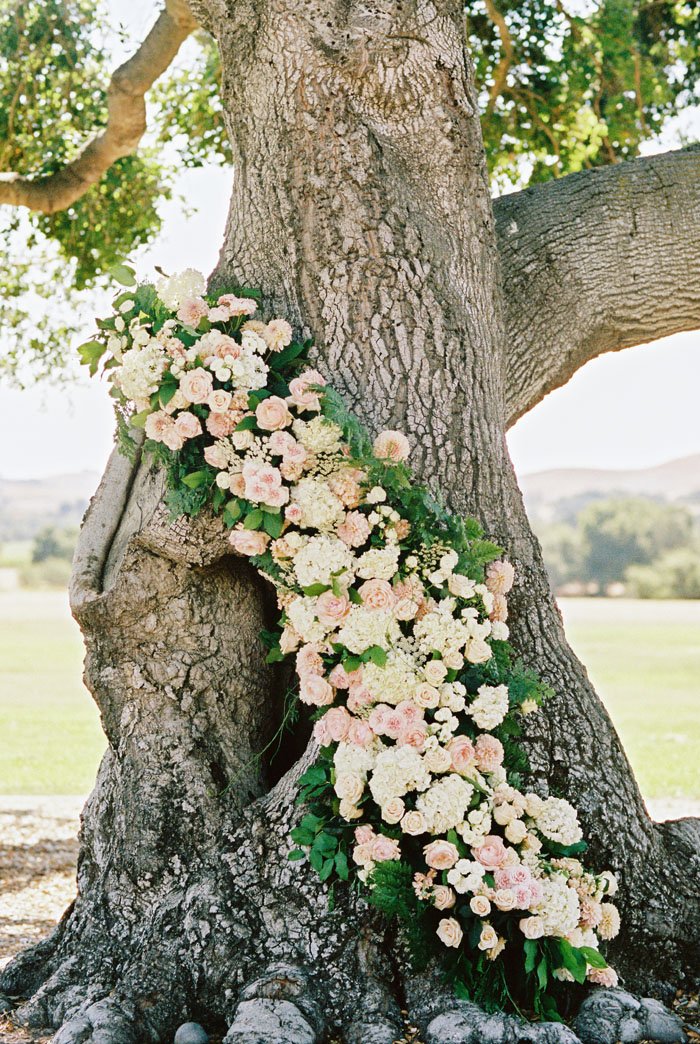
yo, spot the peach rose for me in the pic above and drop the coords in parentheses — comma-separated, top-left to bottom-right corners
(256, 395, 293, 431)
(174, 411, 202, 439)
(414, 683, 440, 710)
(371, 834, 401, 862)
(206, 411, 240, 438)
(423, 840, 459, 871)
(316, 590, 351, 627)
(373, 429, 410, 462)
(381, 797, 405, 824)
(299, 674, 334, 706)
(436, 917, 463, 948)
(324, 706, 352, 742)
(144, 410, 174, 444)
(433, 886, 456, 911)
(229, 529, 270, 556)
(358, 578, 395, 611)
(179, 367, 213, 404)
(336, 510, 371, 548)
(478, 925, 499, 951)
(473, 835, 509, 870)
(401, 810, 428, 836)
(494, 888, 517, 912)
(588, 967, 618, 988)
(288, 369, 324, 411)
(207, 389, 233, 413)
(216, 293, 257, 317)
(423, 660, 448, 686)
(447, 735, 476, 775)
(242, 461, 289, 507)
(296, 644, 324, 677)
(519, 916, 545, 940)
(347, 719, 374, 747)
(470, 895, 492, 917)
(398, 724, 428, 752)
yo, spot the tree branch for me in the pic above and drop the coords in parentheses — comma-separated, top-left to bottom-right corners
(483, 0, 514, 116)
(0, 0, 197, 214)
(496, 146, 700, 427)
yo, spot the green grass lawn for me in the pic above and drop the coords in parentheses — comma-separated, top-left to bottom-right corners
(559, 598, 700, 800)
(0, 591, 697, 799)
(0, 590, 105, 794)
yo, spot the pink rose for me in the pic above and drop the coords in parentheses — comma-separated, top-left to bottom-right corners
(229, 529, 270, 556)
(373, 429, 410, 462)
(370, 834, 401, 862)
(176, 296, 209, 326)
(490, 593, 508, 622)
(288, 369, 324, 411)
(401, 810, 427, 836)
(396, 700, 423, 726)
(256, 395, 293, 431)
(347, 719, 373, 747)
(368, 705, 389, 734)
(355, 825, 375, 846)
(588, 967, 619, 988)
(358, 578, 396, 611)
(436, 917, 463, 948)
(473, 835, 509, 870)
(204, 443, 229, 469)
(285, 503, 303, 524)
(299, 674, 334, 706)
(179, 367, 214, 404)
(207, 389, 233, 413)
(173, 411, 202, 440)
(328, 663, 360, 689)
(313, 717, 331, 745)
(324, 706, 352, 742)
(424, 840, 460, 870)
(242, 461, 289, 507)
(447, 735, 477, 775)
(144, 410, 175, 444)
(336, 511, 371, 548)
(346, 685, 374, 713)
(160, 426, 184, 452)
(475, 734, 504, 773)
(398, 724, 428, 752)
(316, 590, 351, 627)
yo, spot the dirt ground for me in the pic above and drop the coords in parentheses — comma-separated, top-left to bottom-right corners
(0, 797, 698, 1044)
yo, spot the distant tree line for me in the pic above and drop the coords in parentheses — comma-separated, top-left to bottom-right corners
(536, 498, 700, 598)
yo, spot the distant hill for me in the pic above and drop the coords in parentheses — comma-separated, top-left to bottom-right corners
(0, 471, 99, 540)
(519, 455, 700, 523)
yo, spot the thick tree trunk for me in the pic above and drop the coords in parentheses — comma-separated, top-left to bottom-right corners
(2, 2, 698, 1040)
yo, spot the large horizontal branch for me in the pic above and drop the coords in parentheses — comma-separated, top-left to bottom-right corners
(0, 0, 197, 214)
(495, 146, 700, 427)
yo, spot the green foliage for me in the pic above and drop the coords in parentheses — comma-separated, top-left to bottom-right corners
(31, 525, 77, 564)
(626, 546, 700, 599)
(469, 0, 700, 189)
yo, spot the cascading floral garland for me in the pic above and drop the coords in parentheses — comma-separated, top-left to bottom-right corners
(82, 265, 621, 1020)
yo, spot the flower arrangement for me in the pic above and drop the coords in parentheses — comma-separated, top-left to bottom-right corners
(82, 265, 621, 1019)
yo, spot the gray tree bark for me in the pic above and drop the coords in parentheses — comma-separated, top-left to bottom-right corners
(2, 2, 698, 1041)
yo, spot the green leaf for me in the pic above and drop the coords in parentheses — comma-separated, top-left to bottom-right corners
(319, 857, 335, 882)
(553, 939, 588, 984)
(265, 645, 285, 664)
(159, 382, 179, 407)
(268, 340, 307, 370)
(129, 409, 151, 430)
(110, 263, 137, 287)
(244, 509, 264, 530)
(537, 956, 549, 991)
(524, 938, 538, 975)
(342, 656, 362, 673)
(364, 645, 387, 667)
(579, 946, 607, 970)
(235, 415, 258, 431)
(181, 470, 210, 489)
(78, 340, 106, 375)
(334, 850, 349, 881)
(223, 499, 243, 527)
(302, 583, 331, 597)
(287, 849, 306, 861)
(264, 512, 284, 538)
(309, 848, 324, 872)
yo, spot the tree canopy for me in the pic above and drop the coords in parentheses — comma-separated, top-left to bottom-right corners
(0, 0, 697, 383)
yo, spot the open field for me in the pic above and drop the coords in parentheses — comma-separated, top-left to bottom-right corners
(0, 591, 104, 795)
(0, 591, 698, 800)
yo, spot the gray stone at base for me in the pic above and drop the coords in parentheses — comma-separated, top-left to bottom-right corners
(573, 989, 686, 1044)
(174, 1022, 209, 1044)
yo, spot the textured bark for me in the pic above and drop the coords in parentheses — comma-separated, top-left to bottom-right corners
(495, 145, 700, 426)
(0, 0, 196, 213)
(2, 2, 698, 1040)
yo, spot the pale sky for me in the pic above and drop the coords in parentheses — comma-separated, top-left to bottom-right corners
(0, 4, 698, 483)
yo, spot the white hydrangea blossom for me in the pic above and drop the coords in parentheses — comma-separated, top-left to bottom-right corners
(293, 417, 344, 454)
(117, 342, 166, 408)
(285, 597, 328, 644)
(156, 268, 206, 308)
(413, 601, 469, 656)
(291, 478, 345, 531)
(369, 746, 431, 807)
(355, 544, 401, 581)
(228, 350, 268, 391)
(362, 652, 419, 706)
(468, 684, 509, 731)
(336, 606, 401, 654)
(532, 797, 583, 847)
(447, 859, 486, 895)
(535, 875, 581, 937)
(293, 535, 355, 589)
(416, 774, 474, 834)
